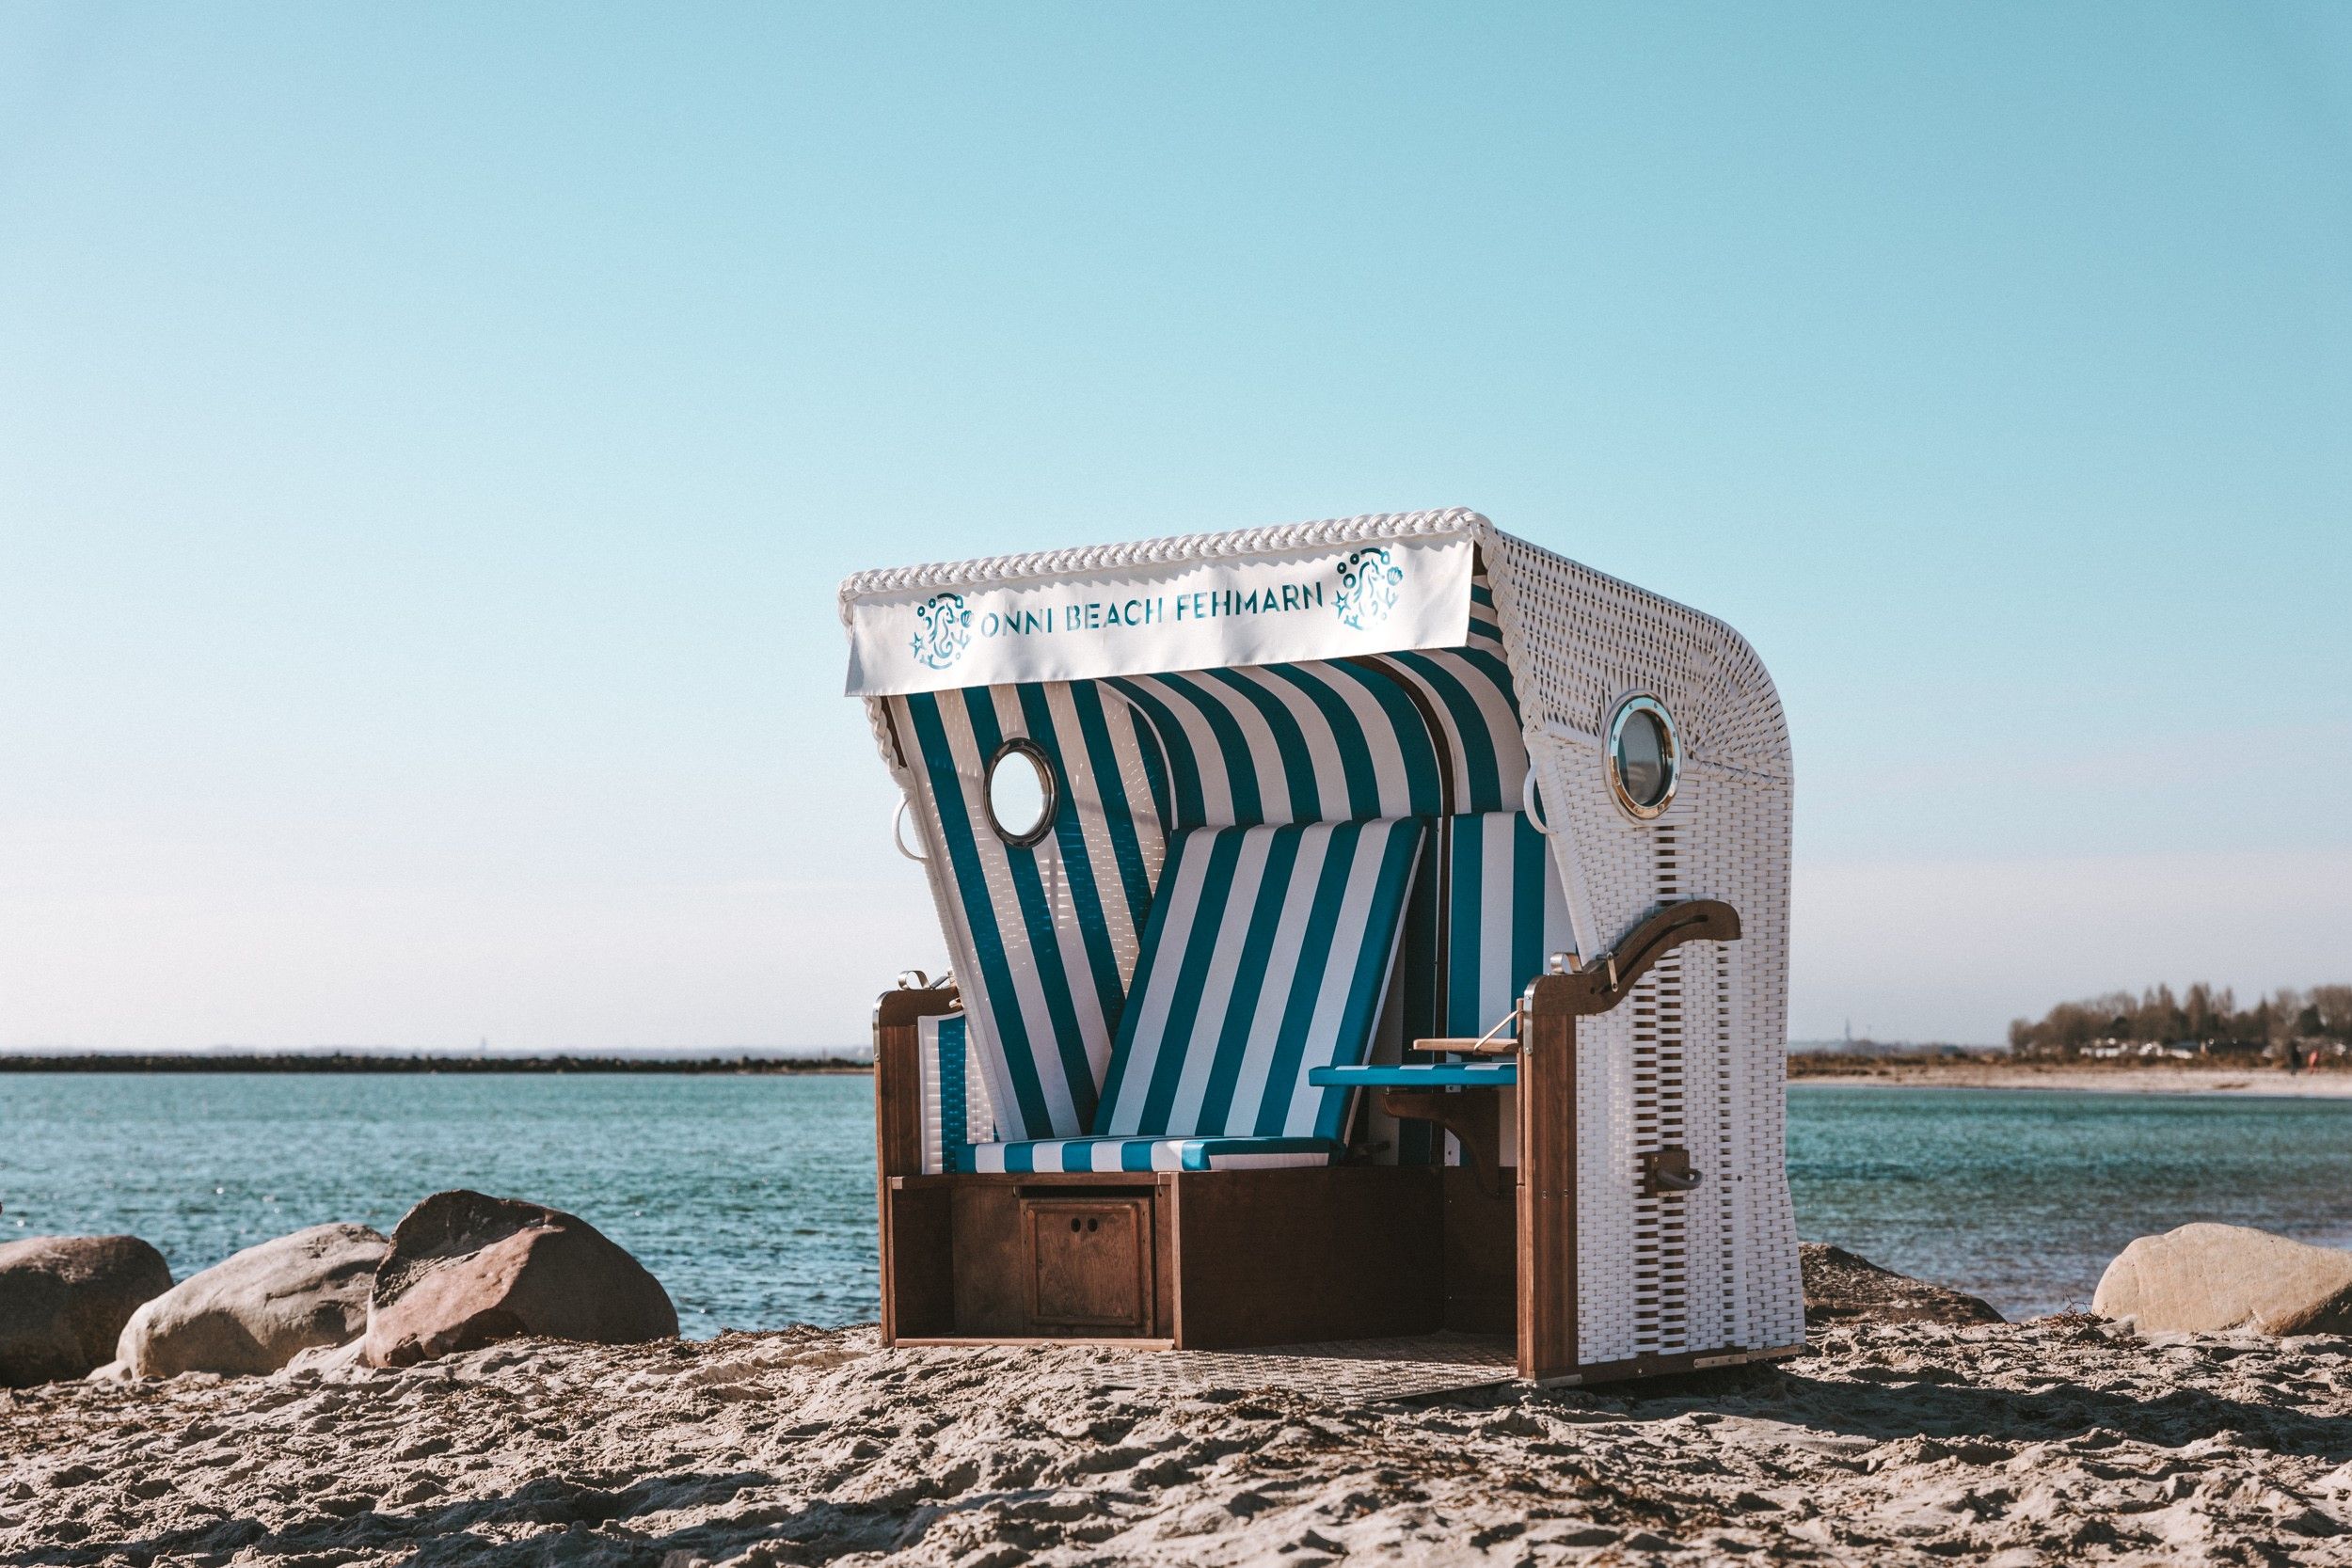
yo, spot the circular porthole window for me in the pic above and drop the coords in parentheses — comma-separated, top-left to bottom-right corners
(1607, 696, 1679, 820)
(983, 738, 1057, 847)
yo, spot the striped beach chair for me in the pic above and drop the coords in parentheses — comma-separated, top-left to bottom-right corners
(850, 511, 1803, 1381)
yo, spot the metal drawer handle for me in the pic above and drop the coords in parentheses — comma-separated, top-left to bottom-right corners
(1640, 1147, 1703, 1196)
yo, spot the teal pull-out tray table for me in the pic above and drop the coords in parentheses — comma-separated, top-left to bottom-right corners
(1309, 1062, 1517, 1089)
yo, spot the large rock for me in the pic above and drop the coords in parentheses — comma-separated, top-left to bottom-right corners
(2094, 1223, 2352, 1336)
(1802, 1243, 2005, 1327)
(0, 1235, 173, 1386)
(364, 1190, 676, 1368)
(0, 1272, 81, 1387)
(117, 1223, 388, 1377)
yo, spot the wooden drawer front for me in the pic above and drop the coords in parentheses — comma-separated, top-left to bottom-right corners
(1023, 1196, 1154, 1333)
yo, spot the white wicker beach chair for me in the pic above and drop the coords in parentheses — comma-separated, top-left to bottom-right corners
(846, 510, 1804, 1382)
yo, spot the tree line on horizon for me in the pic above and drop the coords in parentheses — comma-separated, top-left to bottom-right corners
(2009, 982, 2352, 1059)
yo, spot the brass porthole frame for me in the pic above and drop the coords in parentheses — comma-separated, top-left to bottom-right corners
(1605, 694, 1680, 822)
(983, 737, 1059, 848)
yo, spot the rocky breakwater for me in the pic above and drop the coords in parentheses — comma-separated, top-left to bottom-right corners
(2095, 1222, 2352, 1336)
(0, 1235, 172, 1386)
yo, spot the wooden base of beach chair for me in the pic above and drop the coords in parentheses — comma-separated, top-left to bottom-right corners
(881, 1166, 1445, 1350)
(867, 901, 1803, 1382)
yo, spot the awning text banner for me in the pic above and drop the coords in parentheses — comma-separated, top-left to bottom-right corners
(845, 536, 1474, 696)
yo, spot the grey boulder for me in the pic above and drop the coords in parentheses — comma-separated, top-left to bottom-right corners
(2094, 1223, 2352, 1336)
(1801, 1243, 2005, 1327)
(118, 1222, 388, 1377)
(364, 1190, 676, 1368)
(0, 1235, 173, 1386)
(0, 1273, 80, 1387)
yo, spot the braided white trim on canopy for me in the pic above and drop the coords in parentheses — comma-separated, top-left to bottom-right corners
(836, 509, 1486, 608)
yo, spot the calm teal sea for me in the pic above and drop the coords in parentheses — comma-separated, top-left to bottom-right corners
(5, 1074, 2350, 1330)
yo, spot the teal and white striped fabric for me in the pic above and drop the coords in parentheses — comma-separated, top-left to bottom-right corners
(915, 1012, 994, 1175)
(895, 567, 1527, 1169)
(1093, 816, 1426, 1144)
(1102, 567, 1519, 832)
(897, 682, 1167, 1143)
(1105, 652, 1520, 830)
(953, 817, 1424, 1172)
(1431, 811, 1575, 1038)
(1377, 810, 1570, 1166)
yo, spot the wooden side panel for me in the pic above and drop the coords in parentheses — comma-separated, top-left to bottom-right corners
(883, 1184, 955, 1338)
(873, 1021, 920, 1342)
(1152, 1175, 1177, 1334)
(874, 1022, 924, 1180)
(871, 984, 957, 1346)
(948, 1181, 1029, 1336)
(1441, 1165, 1517, 1335)
(1169, 1166, 1441, 1350)
(1518, 1008, 1578, 1381)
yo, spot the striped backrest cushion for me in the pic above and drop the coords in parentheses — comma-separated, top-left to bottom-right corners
(1093, 816, 1425, 1143)
(1419, 811, 1575, 1039)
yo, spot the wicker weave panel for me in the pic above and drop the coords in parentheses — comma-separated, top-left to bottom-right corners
(1482, 530, 1803, 1366)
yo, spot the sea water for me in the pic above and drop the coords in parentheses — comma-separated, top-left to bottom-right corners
(5, 1073, 2350, 1331)
(1788, 1085, 2352, 1317)
(0, 1073, 879, 1338)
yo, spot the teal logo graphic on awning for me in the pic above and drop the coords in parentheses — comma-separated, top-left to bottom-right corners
(1334, 547, 1404, 630)
(912, 593, 974, 671)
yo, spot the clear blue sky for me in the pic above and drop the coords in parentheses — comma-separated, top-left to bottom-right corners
(3, 3, 2345, 1050)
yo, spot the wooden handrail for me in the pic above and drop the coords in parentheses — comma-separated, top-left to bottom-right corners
(874, 981, 961, 1031)
(1525, 899, 1740, 1020)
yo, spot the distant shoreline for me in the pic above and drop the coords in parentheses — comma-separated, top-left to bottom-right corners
(0, 1053, 873, 1075)
(1790, 1055, 2352, 1100)
(13, 1052, 2344, 1095)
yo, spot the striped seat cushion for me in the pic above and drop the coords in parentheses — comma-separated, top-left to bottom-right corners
(1093, 816, 1426, 1143)
(953, 1136, 1341, 1173)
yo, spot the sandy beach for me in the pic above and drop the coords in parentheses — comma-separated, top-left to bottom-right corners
(1791, 1060, 2352, 1099)
(6, 1317, 2348, 1566)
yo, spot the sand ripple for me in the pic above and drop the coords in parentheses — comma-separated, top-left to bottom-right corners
(3, 1316, 2348, 1564)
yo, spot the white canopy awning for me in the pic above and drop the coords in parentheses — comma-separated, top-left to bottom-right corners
(844, 533, 1473, 696)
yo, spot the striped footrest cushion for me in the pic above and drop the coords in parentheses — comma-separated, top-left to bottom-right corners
(953, 1136, 1341, 1173)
